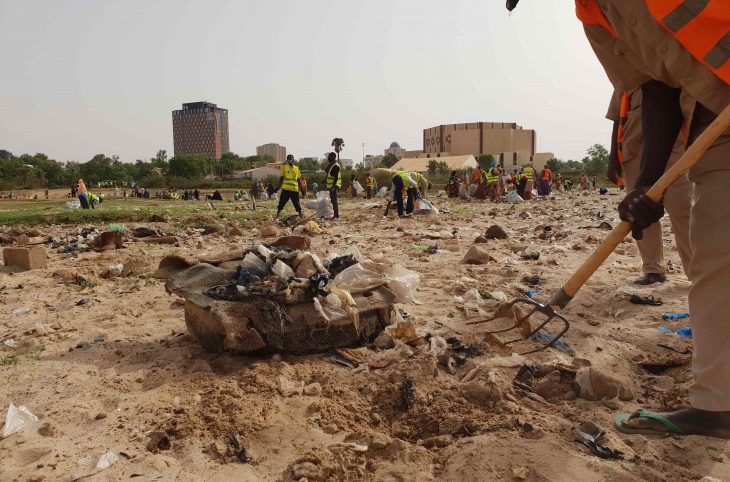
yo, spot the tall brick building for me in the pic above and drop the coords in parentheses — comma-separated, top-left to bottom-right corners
(172, 101, 229, 159)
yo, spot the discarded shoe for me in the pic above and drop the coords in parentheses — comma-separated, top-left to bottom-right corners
(629, 295, 663, 306)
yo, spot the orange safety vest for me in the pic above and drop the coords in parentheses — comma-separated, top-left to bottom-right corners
(576, 0, 729, 84)
(617, 91, 630, 164)
(646, 0, 730, 84)
(575, 0, 617, 37)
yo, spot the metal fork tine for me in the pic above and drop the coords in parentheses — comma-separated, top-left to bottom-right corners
(476, 298, 571, 354)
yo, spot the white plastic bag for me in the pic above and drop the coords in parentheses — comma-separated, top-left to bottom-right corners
(106, 263, 123, 277)
(353, 181, 364, 195)
(375, 187, 388, 198)
(414, 198, 439, 215)
(507, 191, 524, 204)
(3, 402, 39, 437)
(316, 191, 334, 219)
(272, 260, 295, 278)
(459, 184, 469, 199)
(304, 200, 318, 210)
(363, 261, 421, 304)
(468, 184, 477, 196)
(240, 252, 266, 268)
(66, 200, 81, 209)
(332, 263, 387, 294)
(96, 451, 119, 470)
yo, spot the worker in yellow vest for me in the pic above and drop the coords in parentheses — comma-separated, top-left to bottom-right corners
(366, 173, 375, 199)
(324, 152, 341, 220)
(521, 164, 535, 200)
(411, 172, 430, 198)
(388, 168, 417, 218)
(275, 154, 303, 218)
(486, 161, 500, 201)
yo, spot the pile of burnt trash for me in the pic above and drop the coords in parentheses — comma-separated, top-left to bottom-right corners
(155, 235, 420, 355)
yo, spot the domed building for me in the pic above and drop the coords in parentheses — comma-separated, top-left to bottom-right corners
(384, 141, 406, 159)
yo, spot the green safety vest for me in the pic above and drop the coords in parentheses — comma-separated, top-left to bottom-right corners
(487, 168, 499, 184)
(395, 170, 410, 190)
(281, 164, 300, 192)
(523, 167, 534, 181)
(326, 162, 342, 189)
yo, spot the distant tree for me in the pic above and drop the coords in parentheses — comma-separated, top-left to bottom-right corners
(80, 154, 116, 184)
(168, 155, 210, 179)
(0, 150, 13, 160)
(437, 161, 450, 174)
(382, 153, 399, 168)
(564, 159, 585, 173)
(545, 158, 562, 173)
(581, 144, 609, 176)
(150, 149, 169, 174)
(427, 159, 439, 174)
(298, 158, 320, 171)
(331, 138, 345, 160)
(476, 154, 495, 170)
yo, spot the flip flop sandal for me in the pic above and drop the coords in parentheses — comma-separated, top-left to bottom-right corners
(614, 410, 686, 436)
(629, 295, 663, 306)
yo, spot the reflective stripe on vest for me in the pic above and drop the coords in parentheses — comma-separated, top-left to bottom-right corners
(487, 168, 499, 184)
(646, 0, 730, 84)
(617, 91, 630, 164)
(326, 162, 341, 188)
(281, 165, 300, 192)
(523, 167, 534, 181)
(575, 0, 617, 37)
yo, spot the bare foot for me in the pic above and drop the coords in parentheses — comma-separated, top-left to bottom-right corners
(623, 409, 730, 439)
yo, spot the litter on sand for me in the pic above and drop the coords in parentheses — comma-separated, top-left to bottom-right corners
(3, 402, 39, 437)
(575, 422, 625, 460)
(662, 312, 689, 320)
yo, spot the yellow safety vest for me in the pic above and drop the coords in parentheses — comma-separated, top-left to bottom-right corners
(523, 167, 534, 182)
(395, 170, 410, 190)
(487, 168, 499, 185)
(326, 162, 341, 189)
(281, 164, 301, 192)
(367, 176, 375, 188)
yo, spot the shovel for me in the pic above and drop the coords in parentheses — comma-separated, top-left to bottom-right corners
(471, 103, 730, 354)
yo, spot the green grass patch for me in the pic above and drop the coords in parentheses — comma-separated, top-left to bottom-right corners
(0, 354, 19, 365)
(0, 198, 283, 227)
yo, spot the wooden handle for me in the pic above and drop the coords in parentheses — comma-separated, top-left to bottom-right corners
(561, 102, 730, 300)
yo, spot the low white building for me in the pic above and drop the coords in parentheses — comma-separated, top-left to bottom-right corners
(235, 162, 283, 180)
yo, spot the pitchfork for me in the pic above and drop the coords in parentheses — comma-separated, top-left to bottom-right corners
(469, 104, 730, 354)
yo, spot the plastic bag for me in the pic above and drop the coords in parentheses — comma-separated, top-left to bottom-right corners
(66, 200, 81, 209)
(106, 263, 124, 277)
(332, 263, 387, 294)
(459, 184, 469, 199)
(507, 191, 523, 204)
(272, 260, 295, 278)
(96, 451, 119, 470)
(353, 181, 364, 195)
(240, 252, 266, 268)
(375, 187, 388, 198)
(468, 184, 477, 196)
(3, 402, 39, 437)
(316, 191, 334, 219)
(414, 198, 439, 215)
(362, 260, 421, 304)
(304, 200, 318, 210)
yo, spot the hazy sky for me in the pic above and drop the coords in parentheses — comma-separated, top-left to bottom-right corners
(0, 0, 613, 164)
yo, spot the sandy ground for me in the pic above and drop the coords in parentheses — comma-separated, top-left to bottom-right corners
(0, 189, 728, 482)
